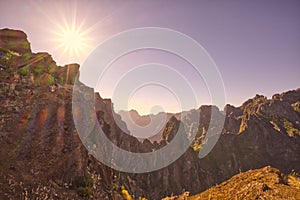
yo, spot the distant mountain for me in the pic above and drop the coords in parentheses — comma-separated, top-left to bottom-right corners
(0, 28, 300, 199)
(118, 109, 203, 142)
(118, 109, 174, 141)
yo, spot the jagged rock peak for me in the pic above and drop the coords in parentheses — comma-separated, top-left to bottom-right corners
(198, 105, 220, 113)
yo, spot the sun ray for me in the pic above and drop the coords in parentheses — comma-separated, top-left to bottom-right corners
(31, 1, 92, 64)
(29, 0, 131, 65)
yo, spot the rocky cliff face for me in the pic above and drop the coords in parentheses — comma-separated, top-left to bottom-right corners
(0, 29, 122, 199)
(0, 29, 31, 55)
(0, 29, 300, 199)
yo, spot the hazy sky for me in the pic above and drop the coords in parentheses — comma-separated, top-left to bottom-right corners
(1, 0, 299, 114)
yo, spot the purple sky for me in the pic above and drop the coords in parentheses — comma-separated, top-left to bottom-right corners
(0, 0, 299, 113)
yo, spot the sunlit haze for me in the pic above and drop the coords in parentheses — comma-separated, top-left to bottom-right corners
(1, 0, 299, 114)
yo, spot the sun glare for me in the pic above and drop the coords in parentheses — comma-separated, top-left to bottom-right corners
(59, 29, 84, 52)
(53, 20, 91, 64)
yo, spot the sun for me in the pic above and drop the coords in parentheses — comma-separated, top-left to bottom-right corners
(57, 25, 89, 56)
(53, 21, 91, 64)
(59, 28, 85, 53)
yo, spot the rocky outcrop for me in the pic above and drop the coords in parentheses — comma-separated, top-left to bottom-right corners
(0, 29, 31, 55)
(163, 166, 300, 199)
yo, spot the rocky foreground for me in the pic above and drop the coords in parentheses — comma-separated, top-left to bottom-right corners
(163, 166, 300, 200)
(0, 28, 300, 199)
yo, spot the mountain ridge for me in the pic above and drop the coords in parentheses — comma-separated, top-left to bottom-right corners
(0, 28, 300, 199)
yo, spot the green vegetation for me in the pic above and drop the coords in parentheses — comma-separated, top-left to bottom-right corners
(1, 50, 20, 66)
(292, 102, 300, 113)
(269, 116, 299, 137)
(33, 73, 55, 86)
(78, 171, 94, 197)
(283, 118, 299, 137)
(18, 65, 30, 76)
(22, 42, 30, 49)
(22, 53, 31, 61)
(264, 111, 300, 137)
(47, 75, 55, 85)
(33, 64, 44, 75)
(2, 51, 12, 65)
(79, 187, 92, 198)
